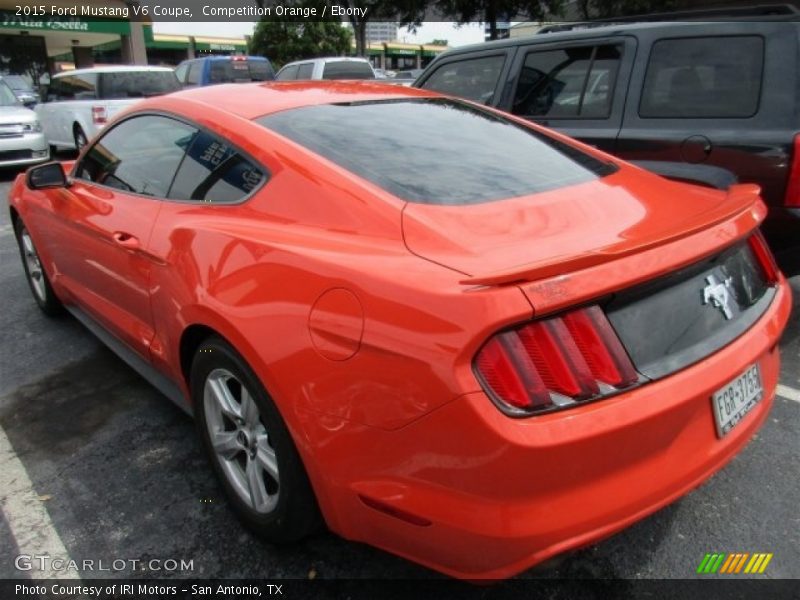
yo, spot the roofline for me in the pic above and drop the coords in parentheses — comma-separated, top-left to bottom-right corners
(54, 66, 175, 77)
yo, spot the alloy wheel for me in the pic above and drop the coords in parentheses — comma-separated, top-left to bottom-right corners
(203, 368, 280, 514)
(20, 227, 47, 302)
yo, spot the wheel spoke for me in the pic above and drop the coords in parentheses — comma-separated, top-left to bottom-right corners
(246, 457, 268, 510)
(255, 434, 279, 481)
(241, 388, 259, 428)
(211, 429, 241, 460)
(207, 376, 242, 422)
(22, 234, 34, 255)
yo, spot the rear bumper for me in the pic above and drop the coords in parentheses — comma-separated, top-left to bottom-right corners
(327, 279, 791, 579)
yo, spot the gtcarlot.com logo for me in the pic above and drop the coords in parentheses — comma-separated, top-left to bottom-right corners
(697, 552, 773, 574)
(15, 554, 194, 573)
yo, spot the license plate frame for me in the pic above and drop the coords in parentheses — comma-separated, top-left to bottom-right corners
(712, 364, 763, 438)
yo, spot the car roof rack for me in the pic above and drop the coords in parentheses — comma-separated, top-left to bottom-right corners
(537, 3, 800, 33)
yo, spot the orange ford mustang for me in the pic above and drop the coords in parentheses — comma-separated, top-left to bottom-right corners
(8, 82, 791, 579)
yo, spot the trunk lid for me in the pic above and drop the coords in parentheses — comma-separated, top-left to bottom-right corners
(401, 168, 763, 285)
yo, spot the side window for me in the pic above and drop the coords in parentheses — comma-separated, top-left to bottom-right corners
(71, 73, 97, 99)
(640, 36, 764, 118)
(296, 63, 314, 79)
(175, 63, 189, 83)
(186, 62, 202, 85)
(512, 45, 621, 119)
(169, 130, 266, 203)
(276, 65, 299, 81)
(76, 115, 195, 197)
(420, 55, 506, 104)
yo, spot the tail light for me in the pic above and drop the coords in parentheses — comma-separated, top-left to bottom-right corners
(475, 305, 639, 416)
(784, 133, 800, 207)
(91, 105, 107, 125)
(748, 231, 779, 284)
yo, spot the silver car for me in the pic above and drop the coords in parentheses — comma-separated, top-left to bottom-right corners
(0, 80, 48, 168)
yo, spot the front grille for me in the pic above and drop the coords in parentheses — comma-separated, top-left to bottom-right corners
(0, 149, 33, 161)
(605, 240, 773, 380)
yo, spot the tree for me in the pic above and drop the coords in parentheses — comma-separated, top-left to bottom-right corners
(578, 0, 677, 19)
(435, 0, 565, 40)
(335, 0, 428, 57)
(249, 20, 352, 68)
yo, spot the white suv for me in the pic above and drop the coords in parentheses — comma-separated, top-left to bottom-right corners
(36, 66, 180, 151)
(275, 57, 376, 81)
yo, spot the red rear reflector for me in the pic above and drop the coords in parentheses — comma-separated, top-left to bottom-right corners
(358, 495, 432, 527)
(475, 305, 639, 416)
(748, 231, 779, 284)
(784, 134, 800, 207)
(91, 105, 107, 125)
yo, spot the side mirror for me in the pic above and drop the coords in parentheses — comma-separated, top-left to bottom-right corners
(26, 162, 68, 189)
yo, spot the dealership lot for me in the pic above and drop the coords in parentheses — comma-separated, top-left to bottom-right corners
(0, 168, 798, 582)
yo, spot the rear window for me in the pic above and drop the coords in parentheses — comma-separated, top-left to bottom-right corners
(640, 36, 764, 118)
(257, 98, 614, 205)
(100, 71, 181, 99)
(321, 61, 375, 80)
(210, 59, 274, 83)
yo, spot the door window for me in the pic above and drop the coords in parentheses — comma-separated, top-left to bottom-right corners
(76, 115, 195, 197)
(186, 62, 202, 85)
(639, 36, 764, 118)
(175, 63, 189, 83)
(296, 63, 314, 79)
(276, 65, 299, 81)
(512, 45, 621, 118)
(420, 55, 506, 104)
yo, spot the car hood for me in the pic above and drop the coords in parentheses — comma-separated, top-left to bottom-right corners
(0, 105, 37, 124)
(401, 166, 763, 285)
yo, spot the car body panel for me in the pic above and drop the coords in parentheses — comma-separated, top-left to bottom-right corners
(7, 81, 791, 579)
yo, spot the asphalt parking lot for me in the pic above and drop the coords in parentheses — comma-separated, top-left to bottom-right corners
(0, 165, 798, 585)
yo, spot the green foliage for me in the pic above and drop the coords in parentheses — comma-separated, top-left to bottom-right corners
(249, 19, 353, 68)
(434, 0, 566, 39)
(578, 0, 678, 18)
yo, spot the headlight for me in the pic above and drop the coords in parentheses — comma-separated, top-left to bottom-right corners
(23, 121, 42, 133)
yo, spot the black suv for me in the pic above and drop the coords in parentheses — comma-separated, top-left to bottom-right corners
(415, 18, 800, 252)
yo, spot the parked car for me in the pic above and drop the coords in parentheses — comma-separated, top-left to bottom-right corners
(174, 55, 275, 88)
(275, 57, 375, 81)
(0, 79, 49, 168)
(415, 19, 800, 251)
(35, 66, 181, 151)
(1, 75, 40, 107)
(9, 82, 790, 579)
(393, 68, 424, 82)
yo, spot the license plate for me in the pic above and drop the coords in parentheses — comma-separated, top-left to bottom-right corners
(712, 364, 763, 438)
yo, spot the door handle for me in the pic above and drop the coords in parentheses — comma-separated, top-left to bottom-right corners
(112, 231, 140, 249)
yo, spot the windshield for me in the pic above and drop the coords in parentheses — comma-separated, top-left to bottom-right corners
(3, 75, 30, 91)
(100, 71, 181, 99)
(0, 81, 20, 106)
(257, 98, 615, 205)
(210, 59, 274, 83)
(321, 61, 375, 80)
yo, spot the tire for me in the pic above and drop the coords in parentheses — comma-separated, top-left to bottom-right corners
(191, 336, 321, 542)
(14, 220, 64, 316)
(73, 125, 88, 152)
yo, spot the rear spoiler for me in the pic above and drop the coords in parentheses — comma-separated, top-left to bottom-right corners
(630, 160, 738, 191)
(460, 183, 764, 286)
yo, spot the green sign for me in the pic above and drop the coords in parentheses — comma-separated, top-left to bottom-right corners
(0, 11, 130, 35)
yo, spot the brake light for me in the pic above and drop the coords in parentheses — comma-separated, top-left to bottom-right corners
(475, 306, 639, 416)
(748, 231, 779, 284)
(91, 105, 107, 125)
(231, 55, 247, 61)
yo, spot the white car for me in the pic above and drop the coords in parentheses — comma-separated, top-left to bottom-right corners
(0, 79, 49, 168)
(275, 57, 376, 81)
(36, 66, 181, 151)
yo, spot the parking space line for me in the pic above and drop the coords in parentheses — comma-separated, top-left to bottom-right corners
(0, 424, 79, 579)
(776, 384, 800, 404)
